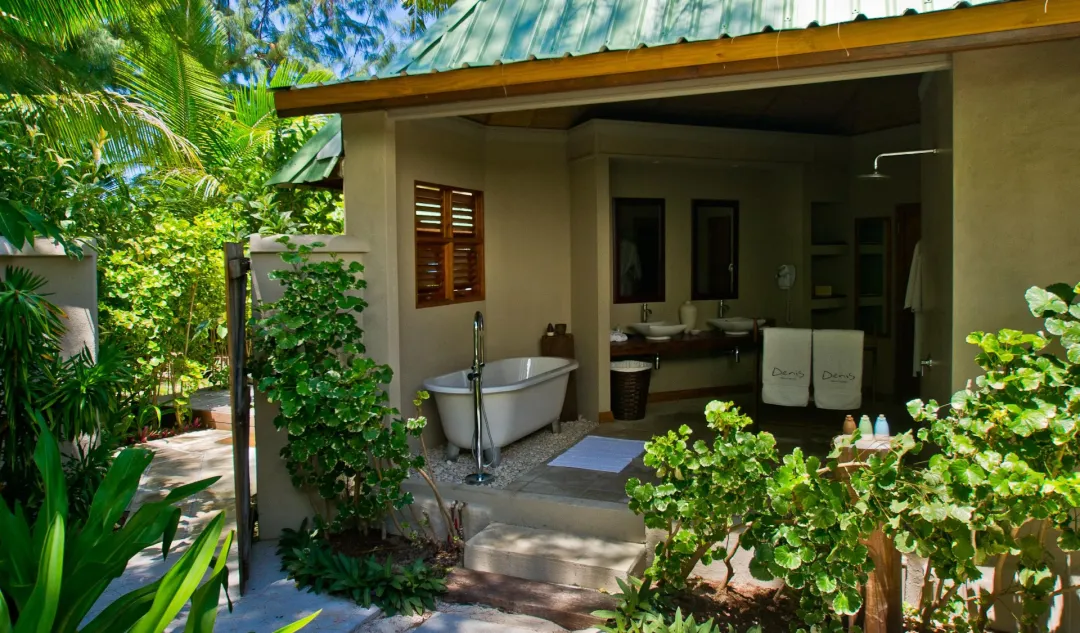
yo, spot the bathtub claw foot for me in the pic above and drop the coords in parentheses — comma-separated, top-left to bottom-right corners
(445, 443, 462, 461)
(483, 446, 502, 468)
(551, 420, 562, 434)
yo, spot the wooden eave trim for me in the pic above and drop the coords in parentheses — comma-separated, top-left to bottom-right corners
(275, 0, 1080, 117)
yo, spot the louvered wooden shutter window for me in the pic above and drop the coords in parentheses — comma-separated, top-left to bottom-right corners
(414, 182, 484, 308)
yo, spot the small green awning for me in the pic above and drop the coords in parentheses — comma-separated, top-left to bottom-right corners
(266, 115, 342, 189)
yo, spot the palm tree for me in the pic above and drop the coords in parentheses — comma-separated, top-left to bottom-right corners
(0, 0, 201, 166)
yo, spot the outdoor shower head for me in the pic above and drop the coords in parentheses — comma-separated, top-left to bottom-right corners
(859, 148, 944, 181)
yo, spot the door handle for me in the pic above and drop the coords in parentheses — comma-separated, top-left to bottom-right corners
(920, 356, 938, 377)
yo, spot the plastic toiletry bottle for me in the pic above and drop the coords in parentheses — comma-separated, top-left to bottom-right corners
(874, 414, 890, 438)
(843, 414, 857, 436)
(858, 415, 874, 438)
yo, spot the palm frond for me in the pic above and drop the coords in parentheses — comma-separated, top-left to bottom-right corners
(117, 41, 230, 156)
(8, 92, 200, 167)
(0, 0, 155, 45)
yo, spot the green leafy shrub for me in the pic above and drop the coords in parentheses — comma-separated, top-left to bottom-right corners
(628, 401, 876, 632)
(594, 577, 760, 633)
(626, 402, 776, 590)
(1, 419, 319, 633)
(851, 281, 1080, 632)
(253, 238, 425, 532)
(0, 266, 134, 515)
(0, 102, 342, 430)
(278, 520, 446, 616)
(741, 445, 876, 633)
(101, 207, 233, 408)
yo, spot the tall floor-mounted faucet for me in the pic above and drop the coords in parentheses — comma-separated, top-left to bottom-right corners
(465, 311, 494, 485)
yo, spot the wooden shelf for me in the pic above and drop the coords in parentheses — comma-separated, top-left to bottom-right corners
(810, 243, 848, 257)
(811, 296, 848, 310)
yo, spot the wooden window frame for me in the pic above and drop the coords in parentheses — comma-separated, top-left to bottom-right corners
(690, 199, 740, 301)
(414, 181, 485, 309)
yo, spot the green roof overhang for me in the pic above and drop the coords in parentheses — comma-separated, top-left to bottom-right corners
(266, 116, 342, 189)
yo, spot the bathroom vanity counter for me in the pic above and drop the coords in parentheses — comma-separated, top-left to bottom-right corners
(610, 329, 762, 359)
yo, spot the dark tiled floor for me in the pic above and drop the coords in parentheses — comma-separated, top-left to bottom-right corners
(505, 395, 915, 504)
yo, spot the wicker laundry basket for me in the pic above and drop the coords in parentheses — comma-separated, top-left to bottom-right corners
(610, 360, 652, 420)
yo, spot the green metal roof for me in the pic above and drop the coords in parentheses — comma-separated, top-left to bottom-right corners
(266, 115, 342, 188)
(310, 0, 999, 85)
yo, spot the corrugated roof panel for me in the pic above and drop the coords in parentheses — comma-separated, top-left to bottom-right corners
(499, 0, 548, 60)
(324, 0, 1002, 84)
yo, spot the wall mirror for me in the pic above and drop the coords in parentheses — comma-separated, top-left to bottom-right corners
(613, 198, 665, 304)
(691, 200, 740, 300)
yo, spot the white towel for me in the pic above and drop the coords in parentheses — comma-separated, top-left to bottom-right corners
(761, 328, 812, 407)
(610, 330, 628, 343)
(812, 329, 864, 410)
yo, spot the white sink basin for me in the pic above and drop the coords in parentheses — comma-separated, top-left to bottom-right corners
(629, 322, 687, 337)
(644, 323, 688, 338)
(707, 317, 767, 333)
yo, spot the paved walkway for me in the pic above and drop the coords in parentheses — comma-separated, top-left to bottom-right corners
(101, 429, 603, 633)
(92, 429, 379, 632)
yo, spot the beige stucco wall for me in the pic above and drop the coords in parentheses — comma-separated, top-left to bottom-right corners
(952, 39, 1080, 388)
(395, 119, 574, 440)
(569, 156, 612, 420)
(0, 238, 98, 360)
(951, 41, 1080, 631)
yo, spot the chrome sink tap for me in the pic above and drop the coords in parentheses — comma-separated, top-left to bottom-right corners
(718, 299, 731, 317)
(641, 303, 653, 323)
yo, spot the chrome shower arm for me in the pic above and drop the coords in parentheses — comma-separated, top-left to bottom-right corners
(872, 149, 942, 172)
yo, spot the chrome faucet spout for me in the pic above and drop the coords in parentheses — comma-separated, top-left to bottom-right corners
(641, 303, 653, 323)
(472, 311, 485, 371)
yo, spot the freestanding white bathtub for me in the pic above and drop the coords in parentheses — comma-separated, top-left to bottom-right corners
(422, 356, 578, 464)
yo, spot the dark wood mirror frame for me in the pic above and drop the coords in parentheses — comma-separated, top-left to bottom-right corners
(691, 199, 740, 301)
(612, 197, 666, 304)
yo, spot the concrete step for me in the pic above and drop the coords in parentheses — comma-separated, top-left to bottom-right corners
(403, 479, 645, 543)
(464, 522, 646, 592)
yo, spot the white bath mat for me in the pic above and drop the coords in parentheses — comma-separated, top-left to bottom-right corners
(547, 436, 647, 473)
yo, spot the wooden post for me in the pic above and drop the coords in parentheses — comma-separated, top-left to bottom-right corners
(837, 436, 904, 633)
(224, 243, 252, 595)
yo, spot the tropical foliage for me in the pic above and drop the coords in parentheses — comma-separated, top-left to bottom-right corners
(627, 402, 776, 591)
(1, 0, 360, 425)
(0, 266, 133, 515)
(594, 577, 762, 633)
(626, 283, 1080, 633)
(278, 519, 446, 616)
(0, 418, 319, 632)
(851, 281, 1080, 633)
(252, 238, 426, 531)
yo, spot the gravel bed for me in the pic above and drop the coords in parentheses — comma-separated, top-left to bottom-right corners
(424, 417, 597, 489)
